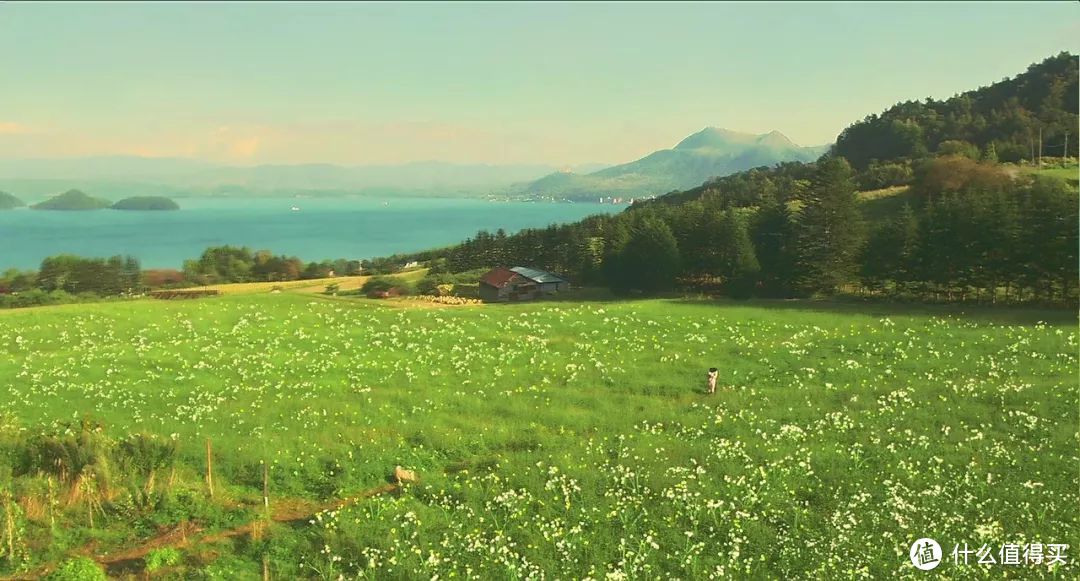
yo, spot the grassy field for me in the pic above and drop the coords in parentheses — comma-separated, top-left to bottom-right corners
(1020, 163, 1079, 187)
(858, 186, 916, 223)
(0, 292, 1076, 579)
(184, 268, 428, 296)
(1033, 166, 1078, 181)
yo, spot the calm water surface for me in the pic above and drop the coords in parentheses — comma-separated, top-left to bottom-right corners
(0, 197, 620, 269)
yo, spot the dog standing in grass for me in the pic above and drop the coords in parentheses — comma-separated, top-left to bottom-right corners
(706, 367, 718, 394)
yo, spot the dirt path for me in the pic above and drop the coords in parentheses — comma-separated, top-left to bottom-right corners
(4, 483, 399, 580)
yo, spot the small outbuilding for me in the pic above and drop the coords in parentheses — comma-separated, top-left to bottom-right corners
(478, 266, 569, 302)
(510, 267, 570, 294)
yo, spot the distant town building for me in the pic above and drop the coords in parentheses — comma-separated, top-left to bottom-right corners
(478, 266, 570, 302)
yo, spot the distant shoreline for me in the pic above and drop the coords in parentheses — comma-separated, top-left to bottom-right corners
(0, 196, 622, 270)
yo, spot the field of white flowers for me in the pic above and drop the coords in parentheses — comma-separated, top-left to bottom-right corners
(0, 294, 1075, 578)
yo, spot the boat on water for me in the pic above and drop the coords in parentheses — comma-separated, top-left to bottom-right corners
(290, 206, 301, 212)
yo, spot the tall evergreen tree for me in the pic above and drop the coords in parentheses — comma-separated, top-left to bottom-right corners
(122, 256, 142, 292)
(891, 203, 921, 291)
(600, 219, 631, 274)
(1017, 176, 1079, 300)
(793, 157, 866, 295)
(966, 188, 1020, 300)
(715, 209, 760, 298)
(861, 203, 920, 294)
(607, 216, 681, 295)
(753, 195, 796, 297)
(918, 195, 965, 298)
(691, 206, 727, 279)
(671, 201, 709, 276)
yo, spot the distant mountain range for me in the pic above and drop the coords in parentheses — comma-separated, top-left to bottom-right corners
(0, 157, 610, 201)
(0, 128, 827, 201)
(520, 128, 829, 199)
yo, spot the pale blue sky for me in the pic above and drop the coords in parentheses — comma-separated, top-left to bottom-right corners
(1, 2, 1077, 166)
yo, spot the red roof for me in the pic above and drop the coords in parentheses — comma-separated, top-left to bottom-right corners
(479, 267, 520, 288)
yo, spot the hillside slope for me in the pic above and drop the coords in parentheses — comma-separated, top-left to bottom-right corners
(0, 190, 24, 209)
(30, 189, 112, 210)
(834, 52, 1078, 169)
(524, 128, 827, 199)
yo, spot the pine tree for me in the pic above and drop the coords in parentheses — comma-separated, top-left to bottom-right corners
(671, 202, 709, 277)
(966, 189, 1019, 300)
(716, 209, 760, 298)
(692, 206, 726, 280)
(607, 216, 681, 294)
(793, 157, 866, 295)
(1017, 176, 1079, 300)
(122, 256, 142, 293)
(892, 203, 921, 290)
(861, 203, 920, 295)
(753, 195, 796, 297)
(600, 219, 631, 279)
(917, 194, 969, 299)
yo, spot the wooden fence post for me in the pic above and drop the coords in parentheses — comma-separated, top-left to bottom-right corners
(206, 438, 214, 499)
(4, 492, 15, 561)
(263, 460, 270, 521)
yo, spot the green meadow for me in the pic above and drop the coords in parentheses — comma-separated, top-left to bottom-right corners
(0, 293, 1076, 579)
(1021, 164, 1079, 187)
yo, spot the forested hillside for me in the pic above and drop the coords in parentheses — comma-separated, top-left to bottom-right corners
(834, 52, 1078, 169)
(394, 157, 1075, 304)
(371, 54, 1079, 306)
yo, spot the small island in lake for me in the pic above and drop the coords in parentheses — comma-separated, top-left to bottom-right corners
(0, 191, 25, 210)
(111, 196, 180, 211)
(31, 189, 112, 211)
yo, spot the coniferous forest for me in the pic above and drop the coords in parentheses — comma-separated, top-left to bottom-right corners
(372, 53, 1078, 305)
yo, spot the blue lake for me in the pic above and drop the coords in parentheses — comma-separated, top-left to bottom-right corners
(0, 197, 621, 270)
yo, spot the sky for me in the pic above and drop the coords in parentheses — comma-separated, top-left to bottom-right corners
(1, 1, 1077, 167)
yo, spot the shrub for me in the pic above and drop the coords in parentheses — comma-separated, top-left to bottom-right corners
(426, 258, 450, 275)
(857, 160, 913, 190)
(142, 269, 186, 288)
(912, 156, 1011, 197)
(360, 276, 396, 294)
(116, 433, 178, 490)
(16, 419, 113, 494)
(145, 547, 182, 572)
(361, 276, 414, 297)
(148, 290, 220, 300)
(45, 557, 106, 581)
(416, 273, 452, 295)
(935, 139, 980, 160)
(0, 289, 85, 309)
(148, 489, 252, 530)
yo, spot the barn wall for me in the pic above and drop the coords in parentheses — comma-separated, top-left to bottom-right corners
(479, 284, 505, 302)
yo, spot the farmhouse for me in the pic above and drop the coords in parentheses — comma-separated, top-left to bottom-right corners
(478, 266, 569, 302)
